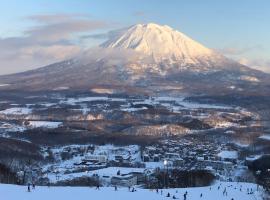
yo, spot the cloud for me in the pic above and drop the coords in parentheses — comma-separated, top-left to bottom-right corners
(216, 45, 264, 56)
(25, 15, 107, 43)
(238, 58, 270, 73)
(0, 14, 109, 75)
(133, 11, 146, 17)
(217, 45, 270, 73)
(81, 32, 109, 40)
(80, 27, 127, 41)
(77, 47, 143, 66)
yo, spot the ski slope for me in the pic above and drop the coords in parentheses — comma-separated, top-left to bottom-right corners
(1, 181, 266, 200)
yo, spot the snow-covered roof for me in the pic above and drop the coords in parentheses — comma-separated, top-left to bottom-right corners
(217, 151, 238, 159)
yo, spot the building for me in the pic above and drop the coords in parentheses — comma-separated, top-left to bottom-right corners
(84, 155, 108, 163)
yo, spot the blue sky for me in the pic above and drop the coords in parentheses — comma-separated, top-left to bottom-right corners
(0, 0, 269, 74)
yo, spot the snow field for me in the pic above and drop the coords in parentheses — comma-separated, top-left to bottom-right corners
(0, 181, 265, 200)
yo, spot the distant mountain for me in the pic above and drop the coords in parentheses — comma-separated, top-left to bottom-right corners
(0, 23, 269, 95)
(102, 23, 226, 66)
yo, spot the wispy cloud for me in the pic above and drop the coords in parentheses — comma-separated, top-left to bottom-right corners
(0, 14, 109, 75)
(80, 27, 127, 41)
(133, 11, 146, 17)
(216, 45, 264, 56)
(217, 45, 270, 73)
(238, 58, 270, 73)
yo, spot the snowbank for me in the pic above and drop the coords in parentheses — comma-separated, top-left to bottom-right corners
(26, 121, 62, 129)
(218, 151, 238, 159)
(259, 134, 270, 141)
(0, 107, 32, 115)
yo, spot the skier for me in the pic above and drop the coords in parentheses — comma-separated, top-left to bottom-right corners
(223, 188, 226, 196)
(200, 193, 203, 198)
(172, 195, 177, 199)
(114, 186, 118, 191)
(166, 192, 170, 197)
(183, 193, 187, 200)
(27, 183, 31, 192)
(32, 182, 35, 189)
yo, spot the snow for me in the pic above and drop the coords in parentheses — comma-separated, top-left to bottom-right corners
(0, 181, 266, 200)
(91, 88, 115, 94)
(56, 95, 231, 113)
(0, 107, 32, 115)
(121, 107, 147, 112)
(53, 86, 69, 91)
(101, 23, 216, 64)
(46, 167, 147, 184)
(246, 155, 262, 161)
(259, 134, 270, 141)
(41, 144, 142, 183)
(26, 121, 62, 129)
(218, 151, 238, 159)
(239, 75, 260, 82)
(0, 84, 10, 87)
(214, 121, 237, 128)
(60, 96, 126, 105)
(0, 122, 26, 132)
(92, 167, 147, 178)
(138, 96, 231, 110)
(144, 162, 164, 169)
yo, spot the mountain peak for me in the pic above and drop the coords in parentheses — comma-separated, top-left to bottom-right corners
(101, 23, 216, 63)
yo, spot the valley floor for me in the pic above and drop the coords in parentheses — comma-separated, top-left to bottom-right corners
(1, 181, 267, 200)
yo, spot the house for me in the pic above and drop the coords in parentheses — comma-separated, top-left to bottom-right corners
(173, 158, 184, 167)
(153, 154, 160, 162)
(143, 154, 150, 162)
(111, 174, 137, 187)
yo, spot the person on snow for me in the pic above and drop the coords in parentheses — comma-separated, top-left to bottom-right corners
(183, 193, 187, 200)
(27, 183, 31, 192)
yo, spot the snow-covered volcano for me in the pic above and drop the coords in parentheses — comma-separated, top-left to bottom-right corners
(101, 23, 225, 66)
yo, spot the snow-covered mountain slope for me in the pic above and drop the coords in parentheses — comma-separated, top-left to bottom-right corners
(101, 23, 230, 67)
